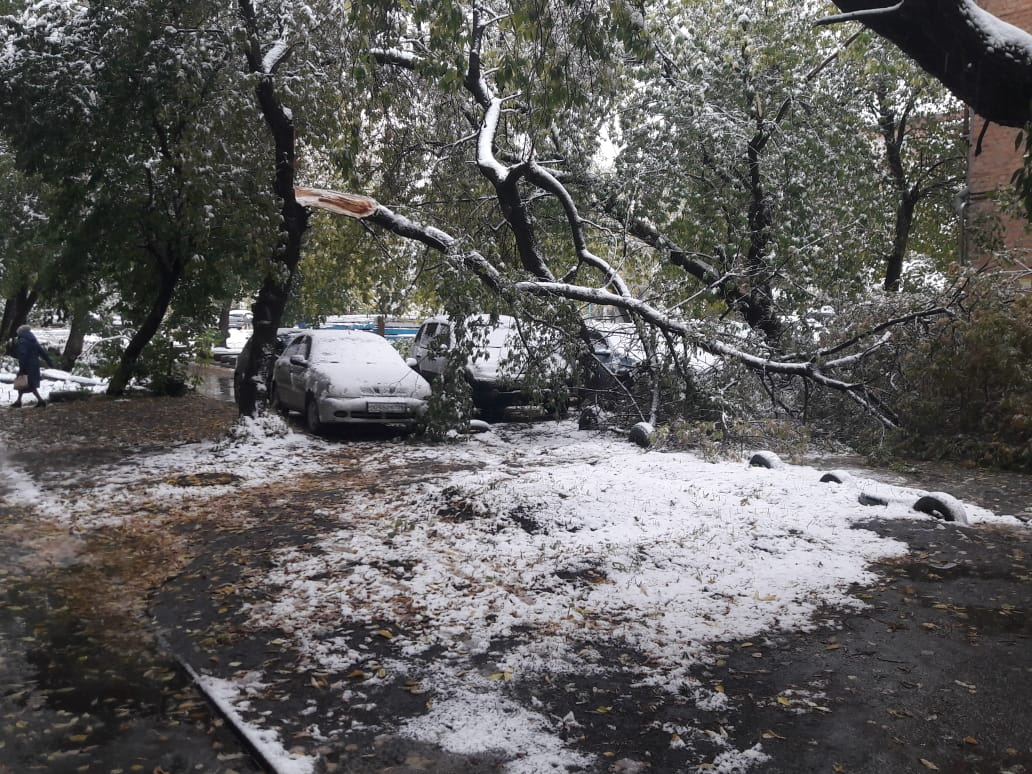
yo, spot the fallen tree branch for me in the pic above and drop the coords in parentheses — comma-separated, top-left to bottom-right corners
(297, 183, 911, 427)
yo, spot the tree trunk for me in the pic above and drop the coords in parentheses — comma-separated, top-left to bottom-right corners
(877, 93, 915, 293)
(884, 192, 917, 292)
(742, 128, 783, 344)
(217, 299, 232, 348)
(61, 306, 89, 371)
(107, 259, 183, 396)
(1, 286, 38, 342)
(234, 2, 310, 417)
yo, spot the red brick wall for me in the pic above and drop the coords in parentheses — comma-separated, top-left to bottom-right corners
(967, 0, 1032, 271)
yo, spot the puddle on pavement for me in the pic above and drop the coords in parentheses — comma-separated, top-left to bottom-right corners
(190, 362, 236, 403)
(952, 604, 1032, 636)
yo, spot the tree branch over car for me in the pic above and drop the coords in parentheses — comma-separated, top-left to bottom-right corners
(284, 1, 978, 430)
(297, 179, 968, 429)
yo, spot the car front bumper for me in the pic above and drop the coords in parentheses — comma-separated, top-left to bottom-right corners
(318, 396, 428, 424)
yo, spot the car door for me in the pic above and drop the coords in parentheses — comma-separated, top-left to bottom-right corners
(411, 321, 450, 380)
(275, 334, 309, 409)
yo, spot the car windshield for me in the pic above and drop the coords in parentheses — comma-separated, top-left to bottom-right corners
(464, 318, 514, 350)
(309, 333, 397, 365)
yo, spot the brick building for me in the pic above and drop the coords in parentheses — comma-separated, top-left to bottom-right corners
(965, 0, 1032, 275)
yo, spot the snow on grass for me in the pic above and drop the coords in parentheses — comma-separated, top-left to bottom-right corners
(225, 421, 1016, 769)
(249, 431, 909, 694)
(2, 411, 1022, 772)
(15, 412, 331, 529)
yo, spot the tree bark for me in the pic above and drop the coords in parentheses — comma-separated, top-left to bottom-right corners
(884, 192, 917, 292)
(61, 306, 89, 371)
(1, 286, 37, 342)
(107, 255, 183, 395)
(829, 0, 1032, 127)
(235, 0, 310, 417)
(741, 127, 783, 343)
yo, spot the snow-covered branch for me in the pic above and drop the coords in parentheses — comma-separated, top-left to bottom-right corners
(370, 47, 420, 69)
(814, 303, 954, 361)
(509, 279, 898, 426)
(477, 98, 510, 183)
(296, 181, 916, 425)
(827, 0, 1032, 126)
(261, 38, 291, 74)
(815, 2, 904, 28)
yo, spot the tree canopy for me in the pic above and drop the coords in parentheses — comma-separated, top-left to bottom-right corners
(0, 0, 1026, 449)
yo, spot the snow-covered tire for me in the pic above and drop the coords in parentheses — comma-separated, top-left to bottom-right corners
(749, 451, 782, 469)
(305, 396, 325, 435)
(820, 470, 851, 484)
(629, 421, 655, 448)
(913, 493, 969, 525)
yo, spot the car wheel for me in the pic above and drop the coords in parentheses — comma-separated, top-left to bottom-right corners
(269, 383, 289, 416)
(305, 395, 325, 435)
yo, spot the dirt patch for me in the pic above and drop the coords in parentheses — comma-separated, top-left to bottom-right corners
(4, 392, 237, 456)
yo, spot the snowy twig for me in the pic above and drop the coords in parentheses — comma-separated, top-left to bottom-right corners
(814, 2, 905, 28)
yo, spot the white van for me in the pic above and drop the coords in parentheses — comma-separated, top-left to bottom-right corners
(407, 314, 571, 416)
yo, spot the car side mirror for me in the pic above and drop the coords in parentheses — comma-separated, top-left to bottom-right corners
(405, 357, 418, 369)
(289, 355, 308, 367)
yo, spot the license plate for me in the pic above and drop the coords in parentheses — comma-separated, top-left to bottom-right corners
(367, 401, 407, 414)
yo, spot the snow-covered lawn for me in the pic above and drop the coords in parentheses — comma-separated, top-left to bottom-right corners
(0, 405, 1020, 773)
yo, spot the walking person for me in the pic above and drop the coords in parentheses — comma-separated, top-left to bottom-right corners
(11, 324, 53, 408)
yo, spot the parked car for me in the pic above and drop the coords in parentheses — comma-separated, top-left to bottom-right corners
(581, 321, 644, 394)
(407, 314, 572, 417)
(271, 329, 431, 433)
(228, 309, 253, 329)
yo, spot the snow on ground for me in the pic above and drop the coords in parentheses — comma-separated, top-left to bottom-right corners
(1, 402, 1022, 772)
(185, 667, 319, 774)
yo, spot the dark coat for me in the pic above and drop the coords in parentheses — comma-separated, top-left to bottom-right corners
(15, 329, 54, 390)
